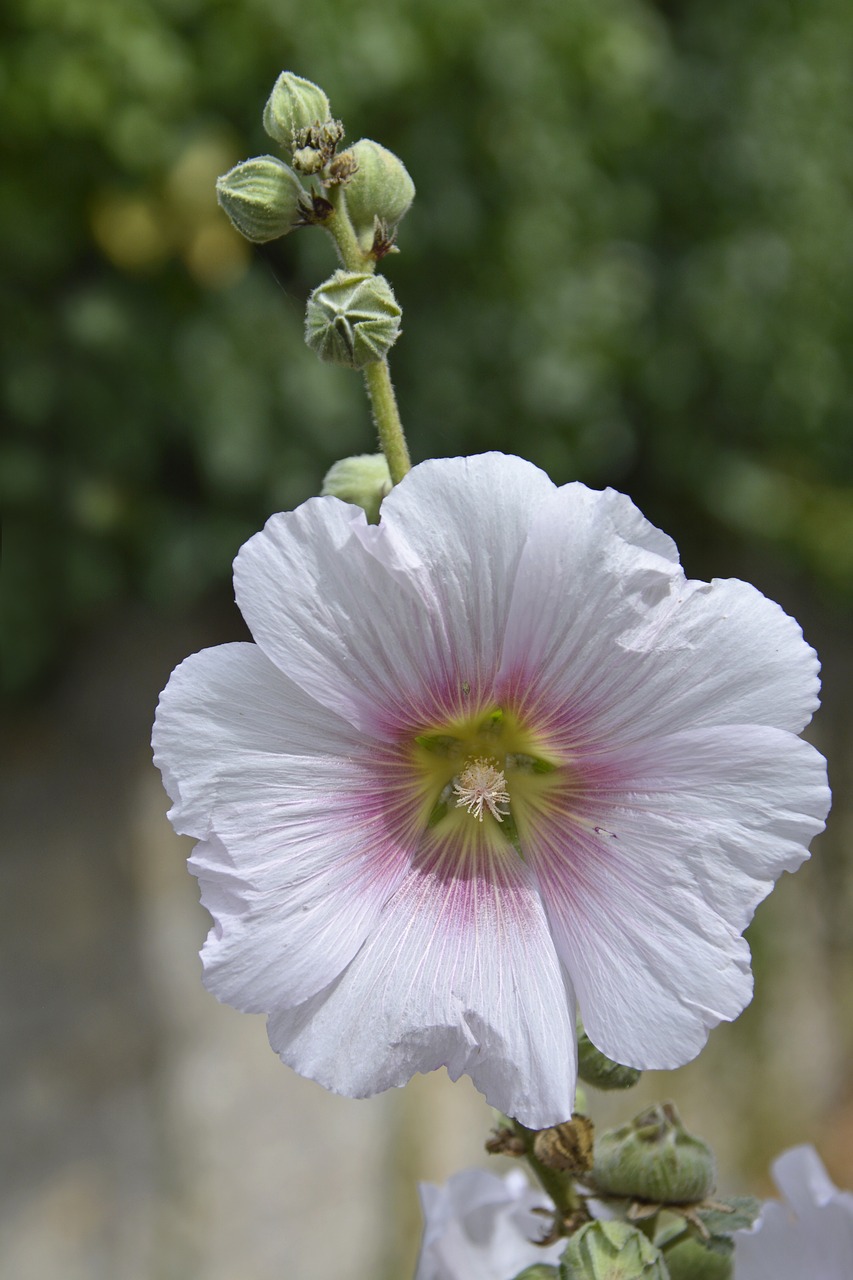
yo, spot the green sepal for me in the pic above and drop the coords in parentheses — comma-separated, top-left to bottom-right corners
(694, 1197, 761, 1237)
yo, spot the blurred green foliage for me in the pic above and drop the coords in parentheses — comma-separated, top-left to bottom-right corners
(3, 0, 852, 695)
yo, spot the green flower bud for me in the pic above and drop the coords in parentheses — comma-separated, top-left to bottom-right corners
(577, 1028, 641, 1091)
(592, 1104, 716, 1205)
(215, 156, 304, 243)
(560, 1221, 668, 1280)
(321, 453, 392, 524)
(339, 139, 416, 250)
(305, 270, 402, 369)
(664, 1235, 733, 1280)
(263, 72, 331, 156)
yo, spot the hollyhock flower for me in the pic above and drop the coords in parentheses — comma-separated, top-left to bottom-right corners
(153, 453, 829, 1126)
(734, 1145, 853, 1277)
(415, 1167, 564, 1279)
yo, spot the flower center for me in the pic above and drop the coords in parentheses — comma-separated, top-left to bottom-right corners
(408, 703, 564, 843)
(453, 757, 511, 823)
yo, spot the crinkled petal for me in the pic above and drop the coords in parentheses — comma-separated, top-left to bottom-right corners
(233, 454, 555, 738)
(186, 746, 414, 1012)
(499, 484, 820, 740)
(266, 831, 577, 1127)
(152, 642, 364, 838)
(522, 725, 829, 1068)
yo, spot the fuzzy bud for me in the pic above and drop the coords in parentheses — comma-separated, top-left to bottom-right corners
(560, 1221, 668, 1280)
(592, 1103, 716, 1205)
(321, 453, 392, 524)
(216, 156, 304, 243)
(338, 139, 415, 250)
(577, 1028, 641, 1091)
(263, 72, 331, 157)
(305, 270, 402, 369)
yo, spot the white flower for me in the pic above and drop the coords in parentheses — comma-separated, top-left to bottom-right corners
(735, 1145, 853, 1277)
(415, 1167, 563, 1280)
(152, 453, 830, 1126)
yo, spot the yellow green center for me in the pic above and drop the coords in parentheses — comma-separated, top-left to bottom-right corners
(409, 705, 565, 844)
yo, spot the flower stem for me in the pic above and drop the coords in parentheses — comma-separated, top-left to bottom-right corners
(326, 187, 370, 274)
(324, 185, 412, 485)
(512, 1121, 584, 1225)
(363, 359, 411, 484)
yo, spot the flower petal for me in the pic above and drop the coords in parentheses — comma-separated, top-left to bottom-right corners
(152, 641, 365, 838)
(522, 725, 829, 1068)
(188, 745, 414, 1011)
(415, 1168, 565, 1280)
(499, 483, 820, 740)
(233, 454, 556, 737)
(266, 831, 578, 1127)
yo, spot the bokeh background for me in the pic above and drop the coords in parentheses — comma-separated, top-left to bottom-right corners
(3, 0, 852, 1276)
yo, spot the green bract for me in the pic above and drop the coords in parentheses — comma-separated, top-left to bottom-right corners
(340, 139, 416, 250)
(215, 156, 304, 243)
(263, 72, 331, 157)
(305, 270, 402, 369)
(592, 1103, 716, 1205)
(560, 1221, 668, 1280)
(321, 453, 392, 524)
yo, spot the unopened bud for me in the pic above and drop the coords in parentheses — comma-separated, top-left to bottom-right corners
(577, 1028, 641, 1091)
(216, 156, 304, 243)
(305, 270, 402, 369)
(339, 139, 415, 250)
(263, 72, 331, 156)
(560, 1221, 668, 1279)
(321, 453, 392, 524)
(512, 1267, 559, 1280)
(592, 1103, 716, 1205)
(663, 1235, 733, 1280)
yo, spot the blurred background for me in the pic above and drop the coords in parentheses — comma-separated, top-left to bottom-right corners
(2, 0, 852, 1275)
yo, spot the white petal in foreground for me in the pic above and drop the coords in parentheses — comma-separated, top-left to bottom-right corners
(266, 833, 578, 1128)
(734, 1146, 853, 1279)
(523, 725, 829, 1069)
(416, 1168, 565, 1280)
(152, 642, 364, 838)
(500, 483, 820, 741)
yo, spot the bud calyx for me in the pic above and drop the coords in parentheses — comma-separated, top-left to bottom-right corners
(592, 1103, 716, 1205)
(305, 270, 402, 369)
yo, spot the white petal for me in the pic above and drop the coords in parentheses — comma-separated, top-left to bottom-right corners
(772, 1146, 853, 1215)
(523, 725, 829, 1069)
(233, 454, 555, 737)
(374, 453, 556, 687)
(266, 834, 578, 1127)
(735, 1146, 853, 1279)
(499, 483, 820, 739)
(186, 747, 412, 1011)
(416, 1168, 564, 1280)
(152, 641, 364, 838)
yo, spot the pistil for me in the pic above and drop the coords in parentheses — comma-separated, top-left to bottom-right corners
(453, 757, 511, 823)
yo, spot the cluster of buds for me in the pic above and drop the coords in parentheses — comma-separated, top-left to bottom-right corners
(491, 1085, 756, 1280)
(216, 71, 413, 371)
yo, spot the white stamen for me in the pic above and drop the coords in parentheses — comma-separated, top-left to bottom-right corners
(453, 757, 511, 823)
